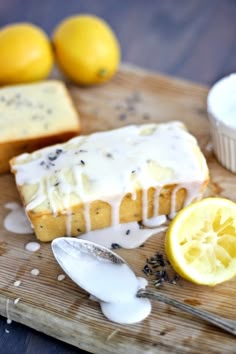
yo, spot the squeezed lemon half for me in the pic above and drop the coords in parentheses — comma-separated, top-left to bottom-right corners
(165, 198, 236, 286)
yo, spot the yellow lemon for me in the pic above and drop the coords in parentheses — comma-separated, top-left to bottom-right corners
(52, 15, 120, 85)
(165, 198, 236, 286)
(0, 23, 53, 85)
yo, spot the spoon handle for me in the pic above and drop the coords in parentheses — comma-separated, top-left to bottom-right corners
(137, 289, 236, 336)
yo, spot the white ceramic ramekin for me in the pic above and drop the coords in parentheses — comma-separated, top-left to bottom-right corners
(207, 74, 236, 173)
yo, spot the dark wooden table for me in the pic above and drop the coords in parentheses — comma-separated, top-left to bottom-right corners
(0, 0, 236, 353)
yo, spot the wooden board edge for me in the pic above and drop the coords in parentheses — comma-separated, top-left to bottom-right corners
(0, 294, 103, 353)
(0, 294, 181, 354)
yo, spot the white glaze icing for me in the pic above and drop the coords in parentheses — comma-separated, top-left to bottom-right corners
(153, 187, 161, 217)
(57, 274, 66, 281)
(91, 276, 151, 324)
(25, 241, 41, 252)
(13, 280, 21, 287)
(14, 298, 20, 305)
(100, 293, 151, 324)
(169, 185, 182, 219)
(52, 238, 151, 324)
(141, 215, 167, 228)
(30, 268, 40, 276)
(4, 202, 33, 234)
(11, 123, 208, 237)
(80, 221, 167, 249)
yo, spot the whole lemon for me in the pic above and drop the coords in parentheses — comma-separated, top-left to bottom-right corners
(52, 15, 120, 85)
(0, 23, 53, 85)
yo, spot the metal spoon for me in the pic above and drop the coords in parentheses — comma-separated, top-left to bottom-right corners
(51, 237, 236, 336)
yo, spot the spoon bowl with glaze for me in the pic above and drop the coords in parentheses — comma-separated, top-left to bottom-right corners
(52, 237, 236, 335)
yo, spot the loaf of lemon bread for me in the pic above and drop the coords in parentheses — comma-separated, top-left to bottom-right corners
(0, 80, 80, 173)
(10, 122, 209, 241)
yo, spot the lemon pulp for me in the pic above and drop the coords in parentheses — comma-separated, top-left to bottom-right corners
(165, 198, 236, 285)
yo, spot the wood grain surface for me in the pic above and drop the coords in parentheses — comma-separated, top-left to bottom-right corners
(0, 64, 235, 354)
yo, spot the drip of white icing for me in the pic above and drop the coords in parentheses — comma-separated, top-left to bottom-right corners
(142, 188, 148, 221)
(111, 197, 122, 226)
(14, 298, 20, 305)
(25, 183, 46, 212)
(100, 294, 151, 324)
(46, 177, 57, 215)
(53, 238, 151, 324)
(168, 185, 182, 219)
(141, 215, 167, 228)
(13, 280, 21, 287)
(12, 123, 208, 237)
(4, 203, 33, 234)
(30, 268, 40, 276)
(66, 211, 72, 237)
(80, 221, 167, 249)
(153, 187, 161, 217)
(93, 277, 151, 324)
(57, 274, 66, 281)
(168, 181, 203, 220)
(25, 241, 41, 252)
(84, 203, 91, 232)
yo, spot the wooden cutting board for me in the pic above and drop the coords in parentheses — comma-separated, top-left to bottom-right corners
(0, 63, 235, 354)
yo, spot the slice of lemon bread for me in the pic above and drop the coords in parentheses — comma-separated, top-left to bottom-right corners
(0, 80, 80, 173)
(10, 122, 209, 241)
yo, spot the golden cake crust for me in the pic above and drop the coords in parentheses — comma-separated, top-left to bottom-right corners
(31, 186, 193, 241)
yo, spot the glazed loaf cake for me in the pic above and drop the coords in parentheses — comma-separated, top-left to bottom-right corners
(0, 80, 80, 173)
(10, 122, 209, 241)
